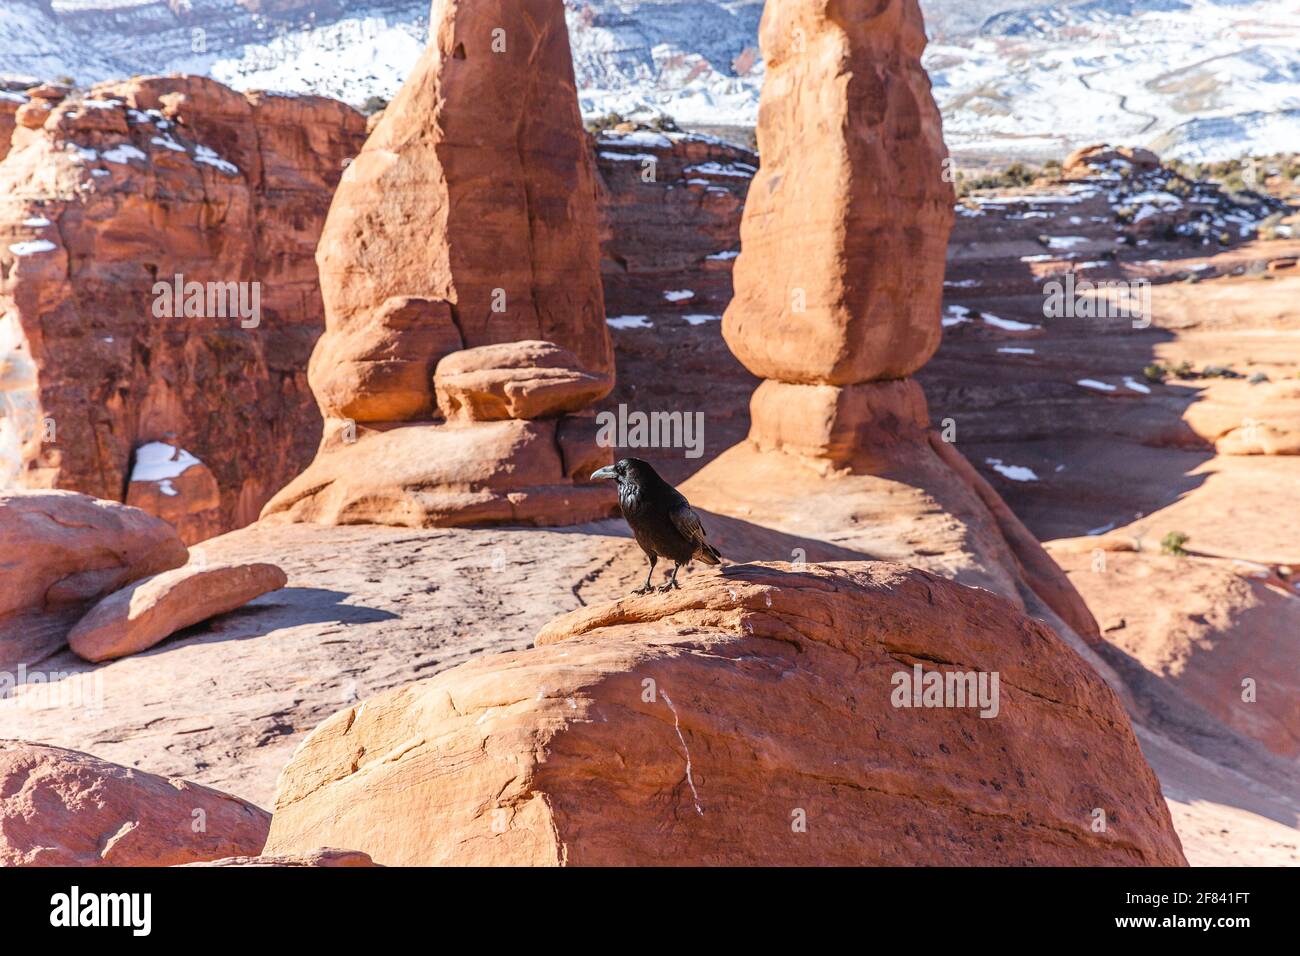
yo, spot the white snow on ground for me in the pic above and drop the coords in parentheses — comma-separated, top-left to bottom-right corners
(985, 458, 1039, 482)
(682, 314, 721, 325)
(8, 240, 56, 256)
(943, 305, 972, 328)
(193, 144, 239, 176)
(1123, 376, 1153, 394)
(101, 143, 146, 164)
(998, 347, 1036, 355)
(21, 217, 51, 227)
(981, 313, 1039, 332)
(131, 441, 201, 483)
(1044, 236, 1090, 250)
(607, 315, 652, 330)
(1077, 379, 1118, 392)
(663, 290, 695, 302)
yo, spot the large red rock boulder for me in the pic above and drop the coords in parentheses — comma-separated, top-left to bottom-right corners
(0, 741, 269, 866)
(0, 490, 187, 668)
(261, 417, 614, 528)
(265, 1, 616, 529)
(721, 0, 954, 386)
(264, 563, 1186, 866)
(434, 341, 613, 423)
(0, 77, 366, 540)
(67, 561, 288, 663)
(307, 0, 612, 427)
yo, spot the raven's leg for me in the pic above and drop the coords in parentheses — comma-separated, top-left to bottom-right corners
(633, 552, 657, 595)
(659, 561, 684, 592)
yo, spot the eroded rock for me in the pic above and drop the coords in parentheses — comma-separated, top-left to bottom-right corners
(0, 740, 269, 866)
(67, 561, 288, 663)
(0, 490, 187, 668)
(264, 563, 1185, 866)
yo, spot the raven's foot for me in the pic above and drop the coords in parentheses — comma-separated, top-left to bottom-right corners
(631, 584, 654, 596)
(657, 579, 681, 593)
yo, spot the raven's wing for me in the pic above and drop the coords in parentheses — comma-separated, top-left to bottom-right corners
(669, 501, 708, 545)
(669, 501, 722, 564)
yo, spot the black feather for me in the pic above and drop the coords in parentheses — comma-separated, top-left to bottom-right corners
(603, 458, 722, 571)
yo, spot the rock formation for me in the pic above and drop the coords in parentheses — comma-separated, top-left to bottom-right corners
(264, 564, 1186, 866)
(68, 561, 288, 663)
(0, 741, 269, 866)
(0, 76, 366, 541)
(681, 0, 1099, 654)
(0, 490, 187, 668)
(262, 0, 616, 529)
(722, 0, 952, 385)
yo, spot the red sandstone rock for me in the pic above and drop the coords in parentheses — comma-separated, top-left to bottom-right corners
(0, 77, 366, 540)
(0, 91, 23, 161)
(0, 490, 188, 668)
(722, 0, 954, 385)
(434, 341, 613, 423)
(1054, 548, 1300, 759)
(308, 0, 612, 428)
(261, 419, 615, 528)
(269, 1, 618, 529)
(67, 561, 288, 663)
(264, 563, 1185, 866)
(0, 741, 269, 866)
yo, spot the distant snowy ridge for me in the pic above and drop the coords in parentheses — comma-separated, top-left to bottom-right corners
(2, 0, 1299, 161)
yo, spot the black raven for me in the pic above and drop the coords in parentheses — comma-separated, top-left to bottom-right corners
(591, 457, 722, 594)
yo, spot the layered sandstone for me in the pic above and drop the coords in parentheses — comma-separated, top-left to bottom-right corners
(0, 741, 269, 867)
(0, 77, 365, 541)
(263, 0, 616, 529)
(264, 564, 1186, 867)
(595, 128, 754, 321)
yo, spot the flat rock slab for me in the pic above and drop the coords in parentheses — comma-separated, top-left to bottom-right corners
(0, 740, 269, 867)
(68, 562, 289, 663)
(5, 522, 646, 806)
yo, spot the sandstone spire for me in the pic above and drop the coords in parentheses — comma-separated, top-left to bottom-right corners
(263, 0, 616, 528)
(683, 0, 1101, 649)
(308, 0, 613, 425)
(722, 0, 953, 386)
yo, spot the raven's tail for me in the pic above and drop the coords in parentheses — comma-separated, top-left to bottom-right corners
(695, 541, 722, 566)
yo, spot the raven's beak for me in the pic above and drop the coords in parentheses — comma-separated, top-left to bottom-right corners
(590, 465, 618, 481)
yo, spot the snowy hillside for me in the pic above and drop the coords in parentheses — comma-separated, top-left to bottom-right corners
(1, 0, 1298, 161)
